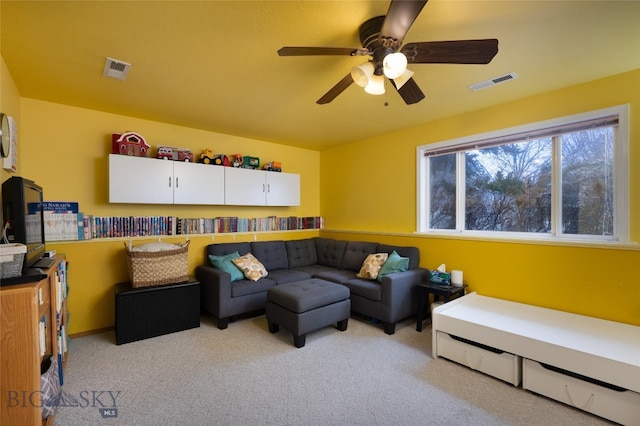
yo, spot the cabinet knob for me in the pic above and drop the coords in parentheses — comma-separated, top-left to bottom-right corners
(169, 177, 172, 188)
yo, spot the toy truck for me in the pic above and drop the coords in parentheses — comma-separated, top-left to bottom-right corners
(157, 146, 194, 162)
(263, 161, 282, 172)
(199, 149, 215, 164)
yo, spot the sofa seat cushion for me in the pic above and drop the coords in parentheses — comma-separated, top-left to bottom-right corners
(266, 269, 313, 285)
(290, 264, 338, 276)
(231, 277, 277, 298)
(343, 279, 382, 302)
(313, 269, 358, 284)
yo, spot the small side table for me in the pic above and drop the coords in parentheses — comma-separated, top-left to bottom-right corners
(416, 282, 467, 332)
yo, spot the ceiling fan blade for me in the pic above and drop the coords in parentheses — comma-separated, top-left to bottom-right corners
(390, 77, 425, 105)
(380, 0, 429, 43)
(402, 39, 499, 64)
(317, 74, 354, 104)
(278, 47, 368, 56)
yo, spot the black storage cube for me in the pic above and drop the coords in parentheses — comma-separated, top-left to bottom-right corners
(115, 279, 200, 345)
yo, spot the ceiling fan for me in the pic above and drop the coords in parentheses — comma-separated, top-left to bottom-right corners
(277, 0, 498, 105)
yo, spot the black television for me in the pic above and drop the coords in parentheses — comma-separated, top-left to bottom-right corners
(2, 176, 46, 271)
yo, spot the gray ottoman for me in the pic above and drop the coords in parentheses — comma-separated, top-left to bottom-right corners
(266, 278, 350, 348)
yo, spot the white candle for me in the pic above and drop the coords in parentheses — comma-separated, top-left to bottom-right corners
(451, 270, 463, 286)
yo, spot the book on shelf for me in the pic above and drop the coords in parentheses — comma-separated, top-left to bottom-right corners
(44, 211, 79, 241)
(58, 215, 324, 239)
(57, 346, 64, 385)
(39, 315, 47, 356)
(42, 201, 85, 241)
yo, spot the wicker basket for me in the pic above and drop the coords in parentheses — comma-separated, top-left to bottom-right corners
(125, 241, 189, 288)
(0, 243, 27, 279)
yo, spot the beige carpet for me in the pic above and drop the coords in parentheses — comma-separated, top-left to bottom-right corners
(53, 315, 612, 425)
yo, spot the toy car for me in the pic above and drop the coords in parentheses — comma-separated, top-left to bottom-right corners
(263, 161, 282, 172)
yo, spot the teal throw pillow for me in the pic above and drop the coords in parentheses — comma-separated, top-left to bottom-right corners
(376, 250, 409, 282)
(208, 251, 244, 282)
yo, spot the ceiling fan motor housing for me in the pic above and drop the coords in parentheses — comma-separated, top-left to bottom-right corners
(359, 16, 399, 75)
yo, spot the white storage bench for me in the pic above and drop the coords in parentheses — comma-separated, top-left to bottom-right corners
(432, 292, 640, 425)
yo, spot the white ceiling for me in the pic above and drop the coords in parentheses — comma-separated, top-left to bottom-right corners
(2, 1, 639, 150)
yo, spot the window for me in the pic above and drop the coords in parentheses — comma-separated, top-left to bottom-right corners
(417, 105, 629, 244)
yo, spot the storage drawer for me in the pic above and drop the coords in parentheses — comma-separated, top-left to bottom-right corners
(523, 358, 640, 425)
(436, 331, 521, 386)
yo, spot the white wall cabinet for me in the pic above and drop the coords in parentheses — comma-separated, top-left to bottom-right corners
(173, 161, 225, 205)
(224, 167, 300, 206)
(109, 154, 225, 205)
(109, 154, 299, 206)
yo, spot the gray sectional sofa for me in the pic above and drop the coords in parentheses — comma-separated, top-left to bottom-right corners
(196, 237, 428, 334)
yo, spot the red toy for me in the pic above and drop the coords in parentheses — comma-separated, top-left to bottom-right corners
(157, 146, 194, 162)
(112, 132, 150, 157)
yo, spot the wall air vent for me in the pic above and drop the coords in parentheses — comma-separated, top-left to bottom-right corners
(103, 57, 131, 80)
(469, 72, 518, 91)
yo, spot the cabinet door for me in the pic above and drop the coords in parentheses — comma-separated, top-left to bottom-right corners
(224, 167, 266, 205)
(266, 172, 300, 206)
(173, 161, 225, 205)
(109, 155, 173, 204)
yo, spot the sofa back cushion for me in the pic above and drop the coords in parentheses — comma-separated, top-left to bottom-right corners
(250, 240, 288, 271)
(376, 244, 420, 270)
(315, 238, 347, 269)
(285, 238, 318, 268)
(207, 242, 252, 258)
(342, 241, 379, 272)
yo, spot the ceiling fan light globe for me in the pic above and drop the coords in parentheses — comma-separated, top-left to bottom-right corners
(364, 74, 385, 95)
(351, 62, 375, 88)
(383, 52, 408, 79)
(393, 69, 415, 90)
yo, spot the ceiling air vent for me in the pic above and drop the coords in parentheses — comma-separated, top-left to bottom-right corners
(469, 72, 518, 91)
(103, 57, 131, 80)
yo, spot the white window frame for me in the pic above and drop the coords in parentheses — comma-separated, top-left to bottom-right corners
(416, 105, 631, 246)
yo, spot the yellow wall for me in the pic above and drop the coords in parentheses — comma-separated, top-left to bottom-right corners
(19, 99, 320, 218)
(10, 98, 320, 335)
(321, 69, 640, 326)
